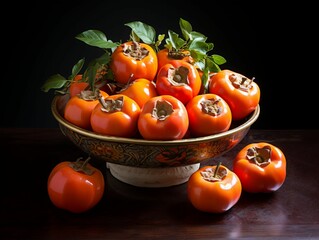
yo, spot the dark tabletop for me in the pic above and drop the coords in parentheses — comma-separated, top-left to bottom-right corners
(1, 128, 319, 239)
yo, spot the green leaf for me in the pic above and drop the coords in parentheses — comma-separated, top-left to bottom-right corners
(125, 21, 156, 45)
(130, 31, 140, 43)
(157, 34, 166, 43)
(206, 57, 222, 72)
(166, 30, 178, 49)
(167, 30, 185, 50)
(155, 34, 165, 50)
(41, 74, 69, 92)
(83, 63, 100, 91)
(195, 61, 205, 71)
(189, 41, 213, 54)
(189, 31, 207, 42)
(211, 54, 227, 65)
(179, 18, 192, 41)
(201, 68, 210, 94)
(76, 30, 119, 49)
(190, 49, 207, 62)
(70, 58, 85, 80)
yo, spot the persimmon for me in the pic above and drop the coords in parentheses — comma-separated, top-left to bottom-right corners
(110, 41, 158, 84)
(118, 78, 158, 108)
(64, 90, 108, 130)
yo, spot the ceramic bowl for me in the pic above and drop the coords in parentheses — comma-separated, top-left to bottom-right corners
(52, 94, 260, 187)
(51, 94, 260, 168)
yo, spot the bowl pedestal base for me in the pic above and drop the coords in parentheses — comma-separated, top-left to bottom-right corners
(106, 163, 200, 188)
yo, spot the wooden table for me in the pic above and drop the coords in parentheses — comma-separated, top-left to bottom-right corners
(1, 128, 319, 239)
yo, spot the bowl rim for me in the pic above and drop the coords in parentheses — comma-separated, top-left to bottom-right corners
(51, 95, 260, 145)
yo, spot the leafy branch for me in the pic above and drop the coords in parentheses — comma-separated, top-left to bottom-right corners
(164, 18, 227, 92)
(41, 30, 119, 93)
(41, 58, 85, 94)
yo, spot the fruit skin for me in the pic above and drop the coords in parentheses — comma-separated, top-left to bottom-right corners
(110, 41, 158, 84)
(138, 95, 189, 140)
(64, 90, 108, 130)
(209, 69, 260, 121)
(186, 93, 232, 137)
(187, 164, 242, 213)
(233, 142, 287, 193)
(47, 159, 105, 214)
(69, 74, 88, 98)
(156, 60, 202, 105)
(118, 78, 158, 108)
(90, 94, 141, 138)
(157, 48, 194, 72)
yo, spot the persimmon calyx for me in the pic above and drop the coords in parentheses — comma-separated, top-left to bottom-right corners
(229, 73, 254, 92)
(79, 89, 100, 101)
(168, 50, 191, 60)
(122, 41, 149, 60)
(118, 74, 135, 92)
(99, 96, 124, 113)
(69, 157, 95, 175)
(200, 163, 227, 182)
(167, 66, 189, 86)
(152, 100, 174, 121)
(246, 145, 271, 167)
(201, 98, 221, 116)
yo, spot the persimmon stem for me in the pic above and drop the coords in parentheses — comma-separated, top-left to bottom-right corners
(72, 156, 94, 175)
(213, 162, 222, 178)
(80, 156, 91, 168)
(75, 156, 91, 169)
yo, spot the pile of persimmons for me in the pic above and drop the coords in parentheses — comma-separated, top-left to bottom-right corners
(42, 18, 260, 141)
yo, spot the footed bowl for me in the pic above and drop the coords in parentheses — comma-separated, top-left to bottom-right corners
(51, 95, 260, 187)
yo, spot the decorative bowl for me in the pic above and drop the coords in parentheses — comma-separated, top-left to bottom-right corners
(51, 94, 260, 187)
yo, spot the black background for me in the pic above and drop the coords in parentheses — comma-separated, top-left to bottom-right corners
(2, 1, 316, 129)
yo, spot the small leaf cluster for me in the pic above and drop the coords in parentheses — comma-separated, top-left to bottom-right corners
(165, 18, 226, 90)
(41, 30, 118, 94)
